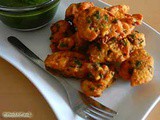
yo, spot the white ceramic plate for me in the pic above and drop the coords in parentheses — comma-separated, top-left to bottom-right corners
(0, 0, 160, 120)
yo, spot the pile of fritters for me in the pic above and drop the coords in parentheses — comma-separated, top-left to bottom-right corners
(45, 2, 154, 97)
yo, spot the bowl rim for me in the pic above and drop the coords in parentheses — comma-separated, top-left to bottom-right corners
(0, 0, 60, 12)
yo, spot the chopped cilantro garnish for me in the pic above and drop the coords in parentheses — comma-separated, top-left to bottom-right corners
(130, 34, 135, 39)
(59, 43, 68, 47)
(121, 39, 127, 46)
(74, 59, 82, 67)
(86, 17, 92, 24)
(94, 42, 101, 50)
(90, 87, 95, 91)
(93, 11, 100, 19)
(104, 15, 108, 21)
(112, 18, 118, 23)
(136, 60, 141, 68)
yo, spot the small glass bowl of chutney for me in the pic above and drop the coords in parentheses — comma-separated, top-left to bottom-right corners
(0, 0, 60, 31)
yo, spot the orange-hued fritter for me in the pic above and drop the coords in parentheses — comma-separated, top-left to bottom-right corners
(74, 5, 143, 41)
(81, 66, 114, 97)
(45, 2, 154, 97)
(65, 2, 94, 22)
(88, 31, 145, 63)
(45, 51, 114, 97)
(45, 51, 114, 81)
(119, 49, 154, 86)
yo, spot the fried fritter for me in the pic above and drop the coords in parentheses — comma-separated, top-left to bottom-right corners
(45, 51, 87, 78)
(128, 31, 146, 51)
(75, 6, 112, 41)
(81, 66, 114, 97)
(45, 51, 112, 81)
(88, 37, 132, 63)
(119, 49, 154, 86)
(57, 32, 89, 52)
(65, 2, 94, 22)
(46, 2, 153, 97)
(50, 20, 73, 52)
(75, 5, 143, 41)
(106, 5, 130, 17)
(88, 31, 146, 63)
(50, 20, 73, 42)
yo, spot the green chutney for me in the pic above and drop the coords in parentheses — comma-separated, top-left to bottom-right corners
(0, 0, 49, 7)
(0, 0, 60, 30)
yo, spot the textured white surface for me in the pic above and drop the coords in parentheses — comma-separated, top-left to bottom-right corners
(0, 0, 160, 120)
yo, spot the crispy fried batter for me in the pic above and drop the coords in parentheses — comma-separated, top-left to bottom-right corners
(88, 31, 146, 63)
(106, 5, 130, 17)
(50, 20, 73, 43)
(88, 37, 132, 63)
(46, 2, 153, 97)
(81, 67, 114, 97)
(128, 31, 146, 51)
(75, 6, 112, 41)
(65, 2, 94, 22)
(45, 51, 112, 82)
(50, 20, 73, 52)
(75, 5, 143, 41)
(45, 51, 87, 78)
(119, 49, 154, 86)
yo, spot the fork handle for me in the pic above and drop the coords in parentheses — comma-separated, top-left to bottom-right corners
(7, 36, 72, 95)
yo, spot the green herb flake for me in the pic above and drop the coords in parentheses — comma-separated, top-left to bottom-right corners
(77, 3, 81, 8)
(128, 68, 134, 75)
(121, 39, 127, 46)
(87, 73, 94, 78)
(135, 60, 141, 68)
(97, 84, 102, 87)
(74, 59, 82, 67)
(93, 11, 100, 19)
(90, 87, 95, 91)
(112, 18, 118, 23)
(139, 39, 144, 44)
(104, 15, 108, 21)
(59, 43, 68, 47)
(86, 17, 92, 24)
(99, 73, 104, 79)
(94, 42, 101, 50)
(110, 37, 116, 42)
(130, 34, 135, 39)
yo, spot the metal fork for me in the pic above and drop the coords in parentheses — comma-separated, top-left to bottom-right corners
(8, 36, 118, 120)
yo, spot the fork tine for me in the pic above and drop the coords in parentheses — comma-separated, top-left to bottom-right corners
(84, 109, 111, 120)
(88, 105, 114, 118)
(79, 92, 117, 115)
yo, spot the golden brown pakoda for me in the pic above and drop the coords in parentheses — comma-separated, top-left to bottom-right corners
(45, 51, 112, 81)
(74, 5, 143, 41)
(50, 20, 73, 52)
(128, 31, 146, 51)
(106, 5, 130, 17)
(46, 2, 154, 97)
(119, 49, 154, 86)
(65, 2, 94, 22)
(57, 32, 89, 53)
(75, 6, 112, 41)
(88, 31, 146, 63)
(81, 66, 114, 97)
(45, 51, 87, 78)
(88, 37, 132, 63)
